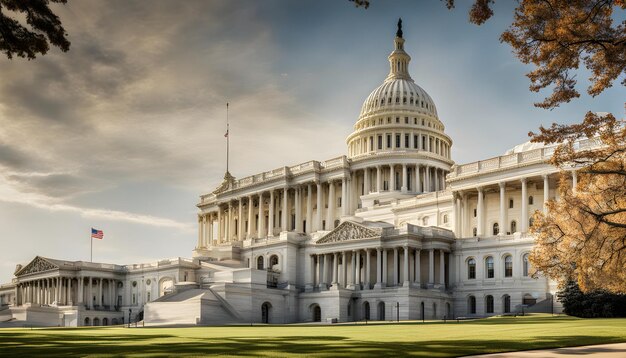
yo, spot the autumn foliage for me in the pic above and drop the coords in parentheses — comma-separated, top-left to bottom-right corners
(529, 112, 626, 293)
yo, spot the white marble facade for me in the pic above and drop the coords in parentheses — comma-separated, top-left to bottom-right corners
(0, 25, 576, 327)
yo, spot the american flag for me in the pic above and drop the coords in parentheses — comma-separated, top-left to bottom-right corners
(91, 228, 104, 240)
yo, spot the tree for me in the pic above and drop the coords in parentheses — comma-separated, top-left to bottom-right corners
(529, 112, 626, 293)
(0, 0, 70, 60)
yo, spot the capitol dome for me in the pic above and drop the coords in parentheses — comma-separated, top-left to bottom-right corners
(346, 20, 451, 164)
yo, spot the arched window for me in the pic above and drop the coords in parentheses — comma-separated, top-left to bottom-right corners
(485, 295, 494, 313)
(257, 256, 264, 270)
(522, 253, 530, 277)
(493, 223, 499, 235)
(261, 302, 271, 323)
(467, 258, 476, 279)
(503, 295, 511, 313)
(312, 304, 321, 322)
(510, 220, 517, 233)
(269, 255, 279, 270)
(468, 296, 476, 314)
(84, 317, 90, 326)
(529, 196, 534, 205)
(363, 301, 370, 320)
(485, 256, 494, 278)
(504, 255, 513, 277)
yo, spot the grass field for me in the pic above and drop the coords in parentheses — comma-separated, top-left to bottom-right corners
(1, 315, 626, 357)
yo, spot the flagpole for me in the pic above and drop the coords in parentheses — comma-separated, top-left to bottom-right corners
(226, 102, 229, 173)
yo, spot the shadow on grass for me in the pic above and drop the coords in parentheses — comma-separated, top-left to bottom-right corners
(0, 331, 625, 357)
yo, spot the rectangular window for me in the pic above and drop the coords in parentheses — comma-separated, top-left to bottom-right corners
(322, 220, 326, 230)
(386, 134, 391, 148)
(404, 117, 409, 124)
(505, 262, 513, 277)
(132, 294, 136, 305)
(369, 137, 374, 151)
(413, 135, 418, 149)
(395, 134, 400, 148)
(487, 263, 494, 278)
(422, 136, 426, 150)
(469, 266, 476, 279)
(378, 135, 383, 150)
(404, 134, 409, 148)
(338, 197, 342, 207)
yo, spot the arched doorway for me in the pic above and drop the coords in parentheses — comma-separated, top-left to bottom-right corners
(377, 302, 385, 321)
(363, 301, 370, 320)
(93, 317, 100, 326)
(261, 302, 271, 324)
(257, 256, 264, 270)
(102, 317, 108, 326)
(111, 318, 118, 325)
(312, 304, 321, 322)
(84, 317, 90, 326)
(269, 255, 279, 270)
(503, 295, 511, 313)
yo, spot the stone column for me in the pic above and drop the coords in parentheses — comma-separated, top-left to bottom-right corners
(572, 170, 578, 193)
(376, 166, 382, 192)
(375, 247, 382, 288)
(382, 249, 388, 286)
(227, 201, 233, 242)
(305, 254, 314, 291)
(365, 249, 371, 289)
(295, 187, 303, 232)
(401, 164, 408, 192)
(268, 190, 275, 237)
(499, 182, 506, 235)
(55, 277, 60, 304)
(393, 247, 399, 285)
(328, 181, 335, 229)
(306, 185, 313, 234)
(98, 278, 103, 306)
(69, 278, 73, 305)
(316, 182, 323, 231)
(416, 165, 422, 192)
(282, 187, 288, 231)
(78, 277, 84, 305)
(403, 245, 410, 286)
(423, 166, 428, 192)
(197, 216, 203, 248)
(341, 178, 348, 216)
(477, 187, 484, 236)
(363, 168, 370, 194)
(355, 250, 361, 289)
(428, 249, 435, 287)
(414, 249, 421, 285)
(332, 252, 338, 286)
(349, 251, 356, 288)
(461, 193, 468, 237)
(238, 199, 244, 241)
(208, 214, 214, 246)
(88, 277, 93, 309)
(521, 178, 528, 232)
(439, 250, 445, 287)
(217, 206, 223, 243)
(247, 196, 253, 239)
(258, 193, 265, 239)
(543, 174, 550, 214)
(342, 251, 347, 287)
(322, 254, 329, 290)
(389, 164, 396, 191)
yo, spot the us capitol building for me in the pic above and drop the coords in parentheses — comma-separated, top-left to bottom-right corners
(1, 23, 581, 327)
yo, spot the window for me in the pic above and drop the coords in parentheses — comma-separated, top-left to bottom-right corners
(504, 255, 513, 277)
(443, 214, 449, 224)
(529, 196, 534, 205)
(404, 134, 409, 148)
(473, 208, 477, 217)
(511, 220, 517, 233)
(270, 255, 279, 268)
(386, 134, 392, 148)
(422, 136, 426, 150)
(395, 117, 399, 123)
(468, 296, 476, 314)
(472, 227, 477, 237)
(493, 223, 499, 235)
(509, 199, 514, 208)
(485, 295, 494, 313)
(522, 253, 530, 276)
(395, 134, 401, 148)
(486, 256, 494, 278)
(468, 258, 476, 279)
(413, 135, 418, 149)
(338, 197, 342, 207)
(404, 117, 409, 123)
(378, 135, 383, 150)
(257, 256, 264, 270)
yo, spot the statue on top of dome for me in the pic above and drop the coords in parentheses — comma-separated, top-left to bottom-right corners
(396, 18, 403, 38)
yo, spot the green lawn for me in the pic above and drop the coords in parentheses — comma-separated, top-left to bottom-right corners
(1, 315, 626, 357)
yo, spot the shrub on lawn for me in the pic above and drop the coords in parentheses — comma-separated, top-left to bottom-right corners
(558, 281, 626, 318)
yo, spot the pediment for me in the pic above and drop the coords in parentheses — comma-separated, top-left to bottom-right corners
(212, 171, 236, 195)
(317, 221, 382, 244)
(15, 256, 59, 276)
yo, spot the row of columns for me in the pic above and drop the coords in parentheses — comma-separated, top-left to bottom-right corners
(307, 247, 447, 291)
(14, 277, 119, 310)
(360, 164, 446, 194)
(349, 130, 451, 160)
(453, 172, 576, 238)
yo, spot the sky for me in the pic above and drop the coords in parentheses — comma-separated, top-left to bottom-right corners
(0, 0, 623, 284)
